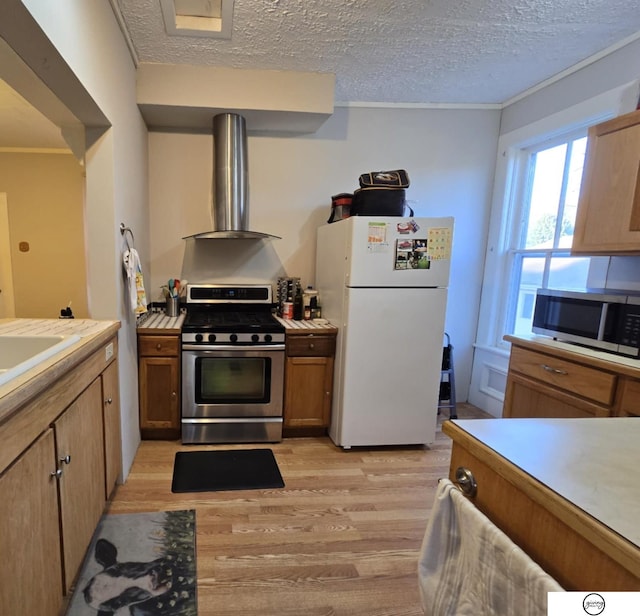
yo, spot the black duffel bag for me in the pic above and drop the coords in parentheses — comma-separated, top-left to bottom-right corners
(359, 169, 410, 189)
(350, 187, 413, 217)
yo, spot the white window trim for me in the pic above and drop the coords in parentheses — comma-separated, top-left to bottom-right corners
(475, 81, 640, 351)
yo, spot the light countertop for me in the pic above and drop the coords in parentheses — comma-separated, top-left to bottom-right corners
(275, 317, 338, 333)
(450, 417, 640, 549)
(135, 313, 333, 334)
(0, 318, 120, 423)
(136, 311, 185, 333)
(0, 318, 118, 338)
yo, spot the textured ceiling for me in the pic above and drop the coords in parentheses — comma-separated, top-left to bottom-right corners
(116, 0, 640, 105)
(2, 0, 640, 149)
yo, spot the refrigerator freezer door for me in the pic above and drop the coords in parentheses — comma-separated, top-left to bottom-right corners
(345, 216, 453, 288)
(329, 286, 447, 448)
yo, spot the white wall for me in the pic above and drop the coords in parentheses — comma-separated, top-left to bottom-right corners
(18, 0, 149, 477)
(149, 106, 501, 402)
(501, 37, 640, 135)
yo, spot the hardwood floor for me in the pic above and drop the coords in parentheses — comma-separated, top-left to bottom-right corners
(108, 404, 492, 615)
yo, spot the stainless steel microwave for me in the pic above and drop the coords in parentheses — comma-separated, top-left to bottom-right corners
(532, 288, 640, 357)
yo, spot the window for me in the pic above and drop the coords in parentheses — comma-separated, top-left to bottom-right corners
(506, 133, 592, 337)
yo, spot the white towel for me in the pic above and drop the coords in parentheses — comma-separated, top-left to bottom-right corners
(418, 479, 563, 616)
(123, 248, 148, 314)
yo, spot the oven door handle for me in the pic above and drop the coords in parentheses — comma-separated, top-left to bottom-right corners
(182, 343, 285, 352)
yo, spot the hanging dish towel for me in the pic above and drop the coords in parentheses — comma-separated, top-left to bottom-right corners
(418, 479, 563, 615)
(123, 248, 148, 314)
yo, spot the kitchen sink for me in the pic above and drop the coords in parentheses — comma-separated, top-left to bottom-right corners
(0, 334, 81, 386)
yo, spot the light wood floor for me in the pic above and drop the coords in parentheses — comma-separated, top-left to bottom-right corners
(109, 404, 492, 616)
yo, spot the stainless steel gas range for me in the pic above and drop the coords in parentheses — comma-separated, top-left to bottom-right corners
(181, 284, 286, 444)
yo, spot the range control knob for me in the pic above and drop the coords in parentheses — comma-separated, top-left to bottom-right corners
(264, 334, 272, 343)
(230, 334, 238, 343)
(208, 334, 216, 342)
(251, 334, 260, 343)
(195, 334, 203, 342)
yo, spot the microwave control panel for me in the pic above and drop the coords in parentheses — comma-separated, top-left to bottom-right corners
(620, 308, 640, 347)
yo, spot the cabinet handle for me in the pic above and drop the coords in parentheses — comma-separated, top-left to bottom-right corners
(51, 469, 63, 479)
(309, 343, 315, 350)
(541, 364, 568, 375)
(59, 455, 71, 465)
(171, 392, 177, 398)
(105, 397, 113, 405)
(156, 343, 162, 351)
(455, 466, 477, 497)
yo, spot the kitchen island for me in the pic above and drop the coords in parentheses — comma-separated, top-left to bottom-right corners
(444, 417, 640, 590)
(0, 317, 121, 616)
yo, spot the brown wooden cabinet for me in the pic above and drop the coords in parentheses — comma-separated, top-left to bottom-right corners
(503, 344, 615, 418)
(54, 378, 106, 593)
(102, 359, 122, 498)
(503, 335, 640, 418)
(0, 333, 120, 615)
(138, 332, 181, 439)
(283, 330, 336, 435)
(616, 376, 640, 417)
(0, 430, 63, 616)
(573, 108, 640, 254)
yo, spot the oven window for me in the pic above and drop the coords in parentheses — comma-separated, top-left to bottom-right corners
(195, 357, 271, 404)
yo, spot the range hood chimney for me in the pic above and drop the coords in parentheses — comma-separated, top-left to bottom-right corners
(184, 113, 280, 240)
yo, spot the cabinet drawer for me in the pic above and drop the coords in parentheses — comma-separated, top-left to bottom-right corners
(287, 334, 336, 357)
(509, 346, 616, 406)
(138, 335, 180, 356)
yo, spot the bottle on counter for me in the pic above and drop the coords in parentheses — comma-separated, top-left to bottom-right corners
(309, 294, 321, 319)
(303, 286, 318, 320)
(293, 285, 304, 320)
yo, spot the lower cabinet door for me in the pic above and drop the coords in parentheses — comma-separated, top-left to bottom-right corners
(284, 355, 334, 428)
(139, 356, 180, 437)
(0, 429, 63, 616)
(102, 360, 122, 498)
(55, 378, 106, 593)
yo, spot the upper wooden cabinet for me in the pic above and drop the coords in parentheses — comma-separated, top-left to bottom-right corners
(573, 108, 640, 254)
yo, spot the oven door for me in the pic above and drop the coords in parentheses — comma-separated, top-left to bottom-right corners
(182, 344, 284, 419)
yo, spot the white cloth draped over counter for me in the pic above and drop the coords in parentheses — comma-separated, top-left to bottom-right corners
(418, 479, 563, 615)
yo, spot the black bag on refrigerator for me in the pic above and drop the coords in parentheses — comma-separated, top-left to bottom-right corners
(358, 169, 410, 189)
(350, 187, 413, 217)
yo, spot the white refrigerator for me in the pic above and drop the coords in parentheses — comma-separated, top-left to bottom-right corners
(316, 216, 454, 448)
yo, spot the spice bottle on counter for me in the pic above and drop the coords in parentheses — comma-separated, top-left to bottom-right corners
(303, 287, 318, 320)
(310, 294, 321, 319)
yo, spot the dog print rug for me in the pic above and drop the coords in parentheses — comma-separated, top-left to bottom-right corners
(65, 510, 197, 616)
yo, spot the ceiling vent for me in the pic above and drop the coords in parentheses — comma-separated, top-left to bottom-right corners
(160, 0, 234, 39)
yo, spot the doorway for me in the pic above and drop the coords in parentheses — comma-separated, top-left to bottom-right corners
(0, 192, 15, 318)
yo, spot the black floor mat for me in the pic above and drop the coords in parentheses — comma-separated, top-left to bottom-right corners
(171, 448, 285, 493)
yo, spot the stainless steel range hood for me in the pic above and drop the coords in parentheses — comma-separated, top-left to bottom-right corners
(184, 113, 280, 240)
